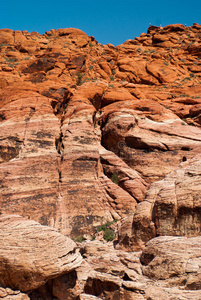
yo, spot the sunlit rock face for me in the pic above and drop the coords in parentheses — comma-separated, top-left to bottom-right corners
(0, 24, 201, 239)
(1, 23, 201, 300)
(0, 214, 82, 292)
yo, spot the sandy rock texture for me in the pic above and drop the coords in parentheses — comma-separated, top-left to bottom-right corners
(77, 237, 201, 300)
(1, 24, 201, 237)
(0, 215, 82, 292)
(0, 23, 201, 299)
(0, 287, 29, 300)
(33, 238, 200, 300)
(141, 236, 201, 289)
(1, 232, 201, 299)
(118, 153, 201, 250)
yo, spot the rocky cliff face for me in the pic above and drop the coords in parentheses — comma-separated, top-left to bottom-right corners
(0, 23, 201, 299)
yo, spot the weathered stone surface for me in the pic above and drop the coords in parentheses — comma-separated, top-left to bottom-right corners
(122, 154, 201, 250)
(141, 236, 201, 290)
(0, 287, 29, 299)
(79, 240, 146, 299)
(0, 82, 143, 237)
(0, 215, 82, 292)
(102, 110, 201, 185)
(145, 286, 201, 300)
(55, 81, 139, 236)
(101, 87, 136, 106)
(0, 88, 61, 227)
(117, 57, 159, 85)
(77, 238, 201, 299)
(3, 233, 201, 299)
(0, 29, 14, 44)
(0, 24, 201, 299)
(146, 60, 182, 83)
(52, 270, 80, 300)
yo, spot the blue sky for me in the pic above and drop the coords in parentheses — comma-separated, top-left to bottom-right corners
(1, 0, 201, 46)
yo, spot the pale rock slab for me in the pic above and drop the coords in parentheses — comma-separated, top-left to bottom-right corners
(0, 215, 82, 292)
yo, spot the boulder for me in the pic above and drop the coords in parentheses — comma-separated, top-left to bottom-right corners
(141, 235, 201, 289)
(127, 154, 201, 250)
(0, 215, 82, 292)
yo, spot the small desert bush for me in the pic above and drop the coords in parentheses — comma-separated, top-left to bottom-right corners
(103, 228, 115, 241)
(96, 220, 117, 242)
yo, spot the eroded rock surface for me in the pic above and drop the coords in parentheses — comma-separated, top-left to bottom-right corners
(0, 24, 201, 299)
(0, 89, 61, 228)
(101, 109, 201, 184)
(0, 218, 201, 299)
(57, 238, 201, 300)
(119, 154, 201, 250)
(0, 287, 29, 300)
(141, 236, 201, 290)
(1, 24, 201, 237)
(0, 215, 82, 292)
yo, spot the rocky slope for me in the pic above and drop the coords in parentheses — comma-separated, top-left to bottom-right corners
(0, 23, 201, 299)
(1, 215, 201, 300)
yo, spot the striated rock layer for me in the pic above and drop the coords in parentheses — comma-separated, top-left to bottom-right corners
(2, 215, 200, 300)
(0, 23, 201, 282)
(0, 215, 82, 292)
(1, 24, 201, 238)
(118, 154, 201, 250)
(30, 237, 201, 299)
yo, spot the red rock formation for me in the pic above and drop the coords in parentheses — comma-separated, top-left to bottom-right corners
(118, 154, 201, 250)
(0, 215, 82, 292)
(0, 24, 201, 249)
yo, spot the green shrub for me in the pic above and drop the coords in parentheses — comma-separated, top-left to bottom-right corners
(180, 94, 189, 97)
(75, 235, 84, 243)
(111, 173, 119, 185)
(96, 220, 117, 242)
(5, 58, 16, 62)
(103, 228, 115, 241)
(76, 72, 85, 86)
(182, 77, 191, 81)
(97, 221, 111, 232)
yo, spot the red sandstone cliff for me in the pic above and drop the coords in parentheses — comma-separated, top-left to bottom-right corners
(0, 24, 201, 299)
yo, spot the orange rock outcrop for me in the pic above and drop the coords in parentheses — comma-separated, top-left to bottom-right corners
(0, 23, 201, 240)
(1, 22, 201, 300)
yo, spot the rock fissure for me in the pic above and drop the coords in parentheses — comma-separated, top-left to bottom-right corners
(19, 107, 36, 158)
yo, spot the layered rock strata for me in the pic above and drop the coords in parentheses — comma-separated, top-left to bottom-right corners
(118, 153, 201, 250)
(0, 23, 201, 299)
(1, 24, 201, 236)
